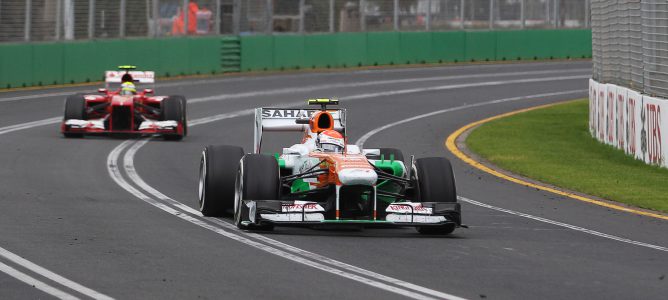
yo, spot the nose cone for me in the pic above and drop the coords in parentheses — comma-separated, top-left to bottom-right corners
(338, 168, 377, 186)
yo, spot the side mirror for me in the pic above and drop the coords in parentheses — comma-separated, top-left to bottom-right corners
(144, 89, 154, 94)
(98, 88, 107, 93)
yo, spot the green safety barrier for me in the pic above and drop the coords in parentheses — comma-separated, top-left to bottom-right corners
(0, 30, 591, 89)
(239, 29, 591, 72)
(0, 36, 222, 89)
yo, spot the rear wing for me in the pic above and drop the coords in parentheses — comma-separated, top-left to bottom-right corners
(104, 71, 155, 83)
(254, 107, 346, 153)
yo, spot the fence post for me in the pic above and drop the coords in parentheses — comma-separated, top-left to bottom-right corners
(585, 0, 590, 28)
(460, 0, 465, 29)
(24, 0, 31, 41)
(329, 0, 334, 33)
(393, 0, 398, 31)
(266, 0, 273, 34)
(215, 0, 221, 35)
(233, 0, 240, 35)
(89, 0, 96, 39)
(521, 0, 525, 29)
(182, 0, 189, 35)
(55, 0, 62, 40)
(152, 0, 159, 37)
(120, 0, 126, 37)
(64, 0, 73, 39)
(360, 0, 366, 31)
(489, 0, 494, 29)
(426, 0, 431, 31)
(298, 0, 305, 33)
(554, 0, 559, 28)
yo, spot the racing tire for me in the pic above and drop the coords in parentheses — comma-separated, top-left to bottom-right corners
(234, 154, 280, 231)
(161, 96, 184, 141)
(168, 95, 188, 136)
(63, 95, 87, 138)
(414, 157, 457, 235)
(199, 145, 244, 217)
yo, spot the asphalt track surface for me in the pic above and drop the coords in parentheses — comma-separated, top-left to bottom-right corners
(0, 61, 666, 299)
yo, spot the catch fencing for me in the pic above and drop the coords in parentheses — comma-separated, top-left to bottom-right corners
(0, 0, 590, 43)
(591, 0, 668, 99)
(589, 1, 668, 168)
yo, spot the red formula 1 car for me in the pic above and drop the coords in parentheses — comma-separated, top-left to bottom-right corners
(61, 66, 187, 140)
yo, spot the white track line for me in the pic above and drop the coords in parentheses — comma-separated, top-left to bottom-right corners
(0, 246, 114, 300)
(108, 141, 457, 300)
(458, 197, 668, 252)
(0, 261, 79, 300)
(355, 90, 587, 146)
(355, 92, 668, 253)
(0, 117, 61, 135)
(0, 70, 586, 299)
(121, 139, 465, 300)
(0, 68, 588, 104)
(0, 73, 587, 137)
(105, 75, 590, 300)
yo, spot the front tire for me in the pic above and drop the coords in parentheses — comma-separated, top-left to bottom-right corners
(63, 95, 87, 138)
(199, 145, 244, 217)
(161, 96, 185, 141)
(234, 154, 280, 230)
(414, 157, 457, 235)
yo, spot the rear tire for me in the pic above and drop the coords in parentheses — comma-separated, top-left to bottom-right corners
(63, 95, 87, 138)
(234, 154, 280, 230)
(199, 145, 244, 217)
(161, 96, 184, 141)
(414, 157, 457, 235)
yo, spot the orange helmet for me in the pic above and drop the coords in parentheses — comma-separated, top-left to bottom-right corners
(317, 130, 344, 153)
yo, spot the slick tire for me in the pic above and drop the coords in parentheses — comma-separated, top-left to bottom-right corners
(414, 157, 457, 235)
(63, 95, 87, 138)
(161, 96, 185, 141)
(234, 154, 280, 231)
(199, 145, 244, 217)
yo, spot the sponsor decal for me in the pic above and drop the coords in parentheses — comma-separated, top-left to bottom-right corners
(607, 89, 615, 144)
(646, 102, 662, 165)
(281, 201, 324, 213)
(617, 90, 625, 149)
(386, 203, 433, 214)
(627, 95, 637, 156)
(598, 88, 605, 141)
(262, 109, 315, 119)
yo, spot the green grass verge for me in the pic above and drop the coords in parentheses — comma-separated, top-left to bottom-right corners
(466, 99, 668, 213)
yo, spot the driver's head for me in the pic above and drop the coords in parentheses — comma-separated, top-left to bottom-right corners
(317, 130, 345, 153)
(120, 81, 136, 95)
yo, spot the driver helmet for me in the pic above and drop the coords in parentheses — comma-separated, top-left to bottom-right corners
(120, 81, 136, 95)
(317, 130, 345, 153)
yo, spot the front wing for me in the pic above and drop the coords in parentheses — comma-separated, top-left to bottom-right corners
(61, 119, 183, 135)
(238, 200, 461, 228)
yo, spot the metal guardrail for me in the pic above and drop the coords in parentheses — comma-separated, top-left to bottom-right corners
(0, 0, 589, 43)
(592, 0, 668, 99)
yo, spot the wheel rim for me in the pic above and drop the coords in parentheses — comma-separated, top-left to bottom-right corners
(198, 151, 207, 210)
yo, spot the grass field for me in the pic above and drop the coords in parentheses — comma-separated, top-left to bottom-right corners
(466, 99, 668, 213)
